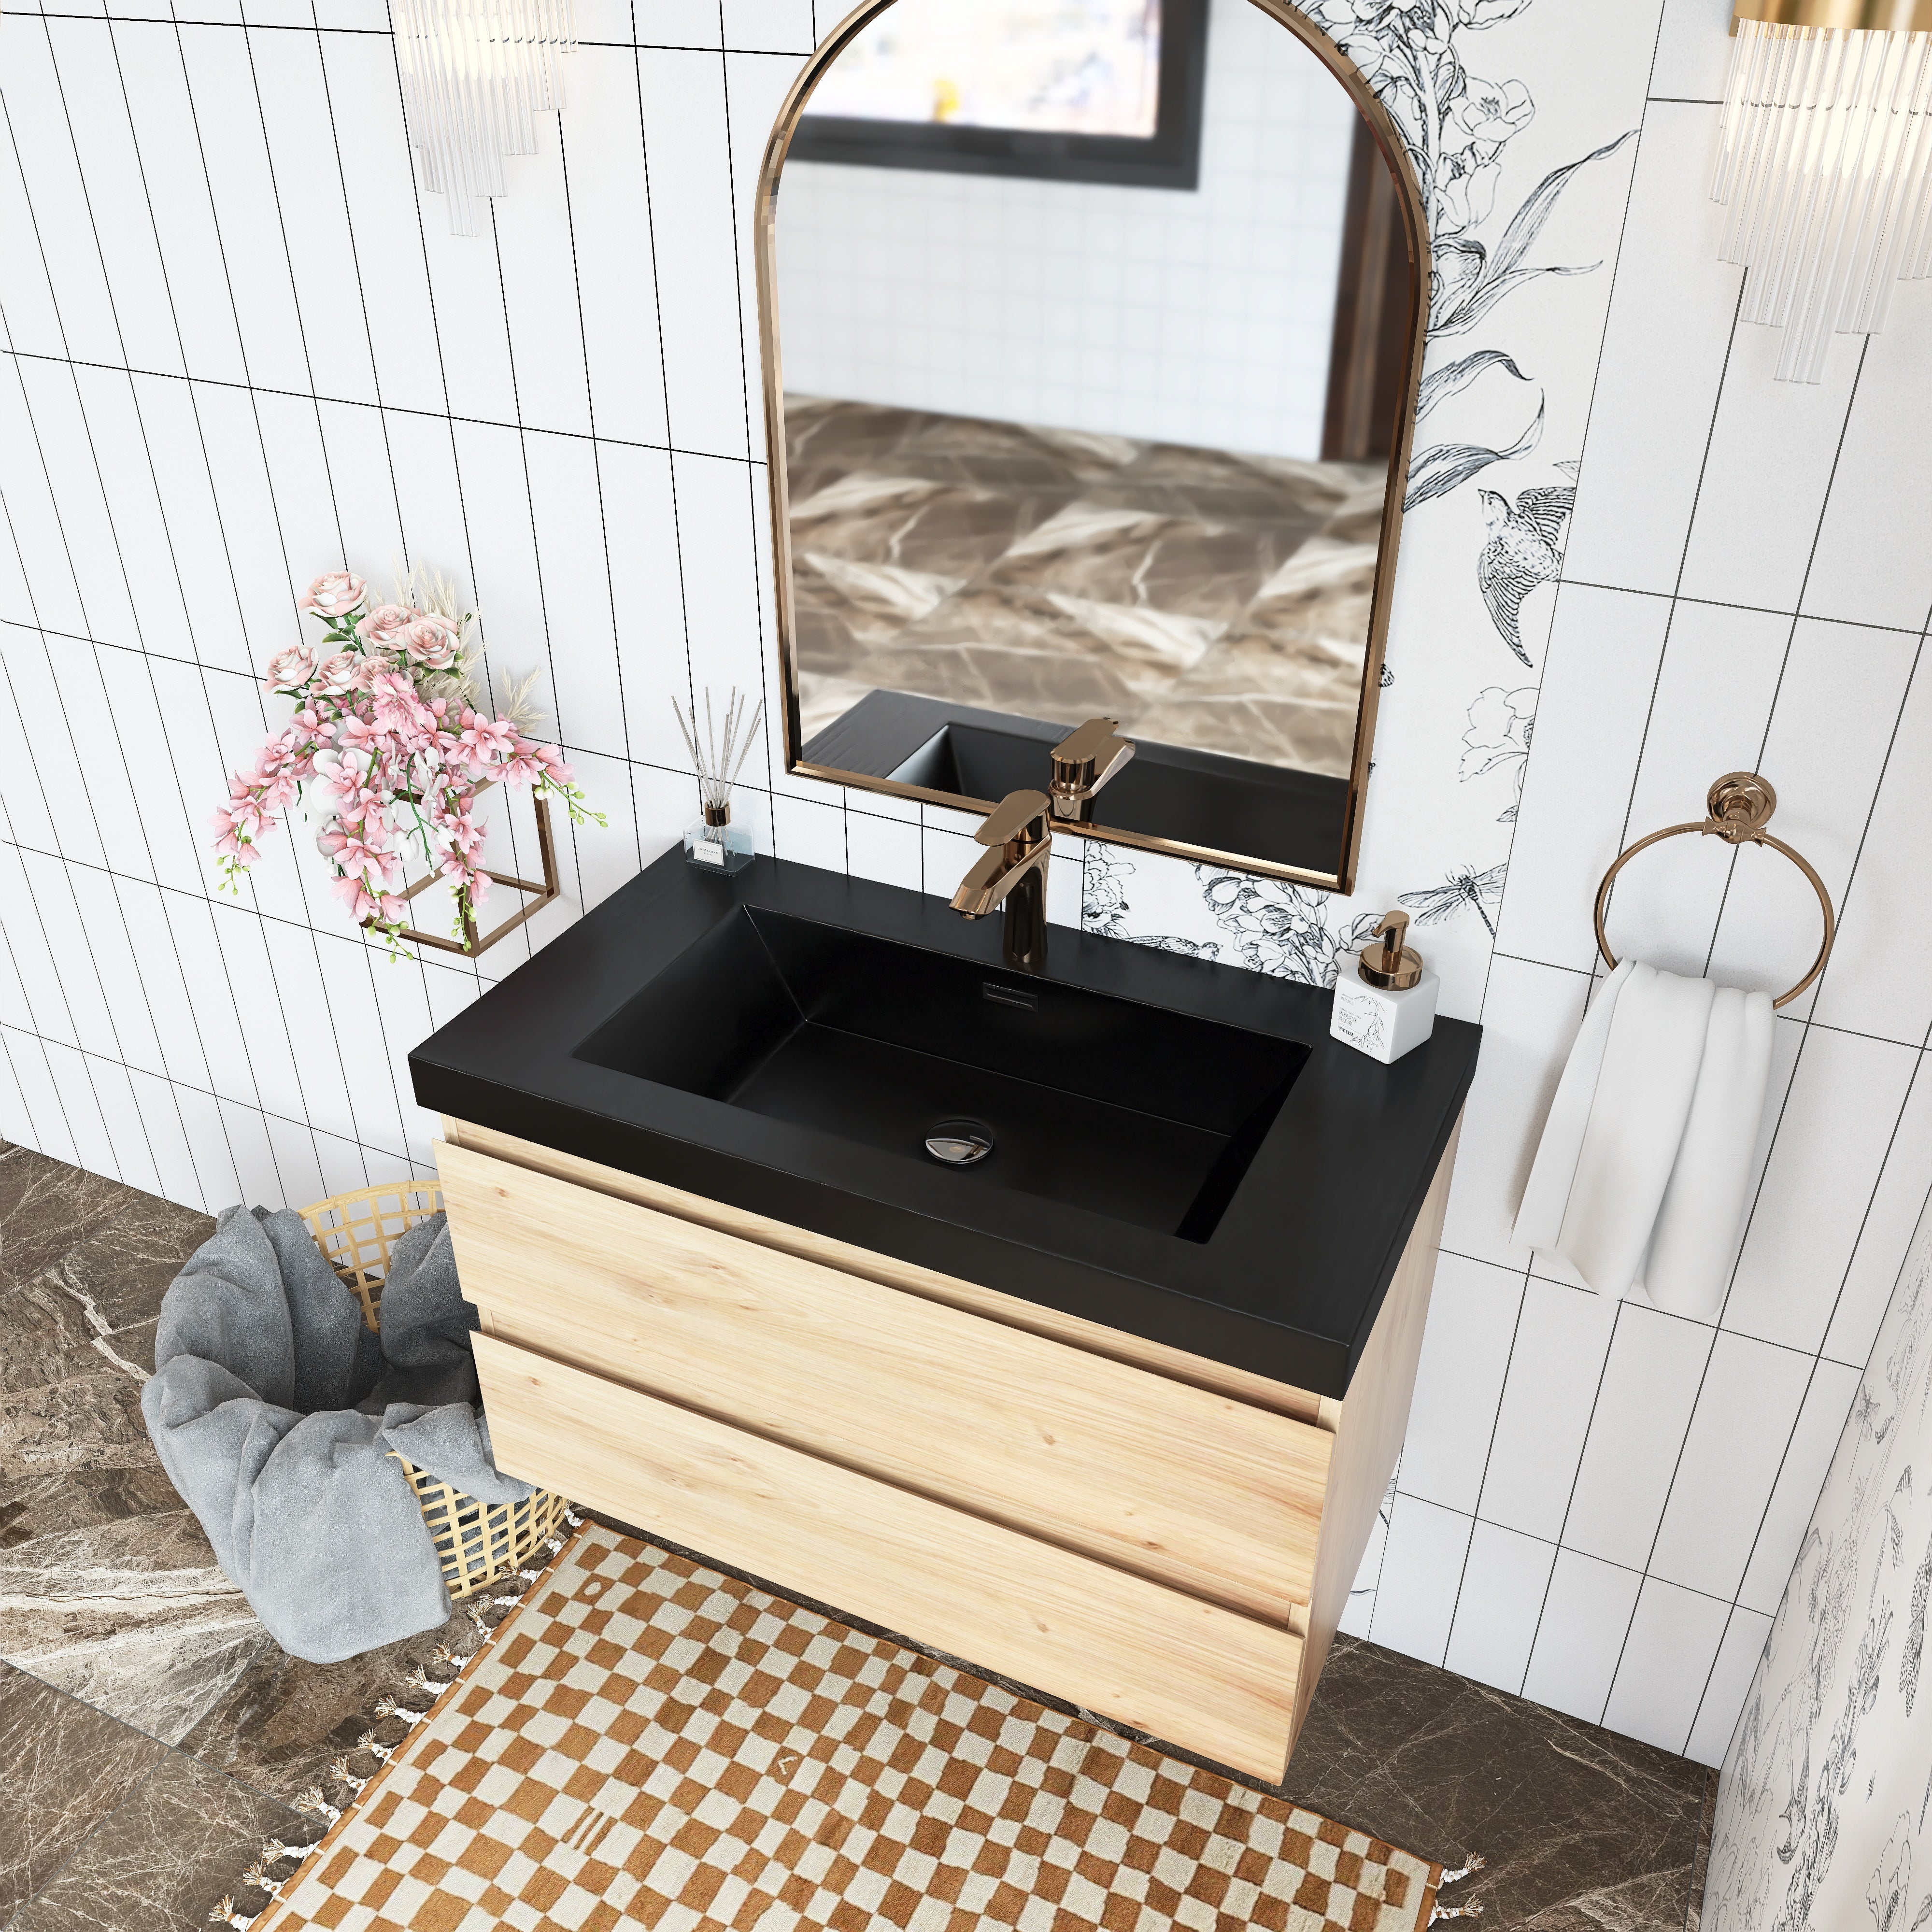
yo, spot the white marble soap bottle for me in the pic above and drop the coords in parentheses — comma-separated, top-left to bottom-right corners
(1331, 910, 1438, 1064)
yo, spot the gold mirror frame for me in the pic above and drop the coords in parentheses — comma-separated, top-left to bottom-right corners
(753, 0, 1431, 894)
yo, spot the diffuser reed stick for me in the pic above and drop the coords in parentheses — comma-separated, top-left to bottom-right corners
(671, 686, 765, 815)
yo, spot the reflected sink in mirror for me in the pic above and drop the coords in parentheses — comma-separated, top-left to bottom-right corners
(575, 905, 1308, 1243)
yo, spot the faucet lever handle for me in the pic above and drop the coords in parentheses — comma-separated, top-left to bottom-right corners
(974, 788, 1051, 849)
(1049, 717, 1135, 819)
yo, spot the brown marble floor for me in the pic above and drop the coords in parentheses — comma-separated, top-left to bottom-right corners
(785, 397, 1381, 778)
(0, 1140, 1714, 1929)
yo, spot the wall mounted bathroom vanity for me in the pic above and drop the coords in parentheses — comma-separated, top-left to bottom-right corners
(411, 850, 1478, 1781)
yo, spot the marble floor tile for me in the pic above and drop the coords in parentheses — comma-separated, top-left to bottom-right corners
(0, 1661, 170, 1921)
(1283, 1635, 1714, 1931)
(9, 1747, 305, 1932)
(0, 1511, 270, 1747)
(176, 1605, 480, 1802)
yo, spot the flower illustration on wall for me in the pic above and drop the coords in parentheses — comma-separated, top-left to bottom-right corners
(1307, 0, 1633, 661)
(1460, 684, 1535, 820)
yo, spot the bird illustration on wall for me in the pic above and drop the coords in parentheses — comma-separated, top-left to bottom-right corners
(1477, 484, 1576, 666)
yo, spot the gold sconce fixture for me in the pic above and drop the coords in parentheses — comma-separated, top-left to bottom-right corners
(1717, 0, 1932, 380)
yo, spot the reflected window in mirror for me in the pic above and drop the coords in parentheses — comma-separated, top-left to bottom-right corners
(759, 0, 1425, 890)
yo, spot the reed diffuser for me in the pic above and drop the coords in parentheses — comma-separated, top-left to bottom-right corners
(672, 686, 765, 876)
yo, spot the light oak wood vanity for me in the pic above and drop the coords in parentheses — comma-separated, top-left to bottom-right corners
(435, 1108, 1460, 1784)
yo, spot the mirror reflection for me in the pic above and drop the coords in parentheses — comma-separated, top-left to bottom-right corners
(769, 0, 1417, 878)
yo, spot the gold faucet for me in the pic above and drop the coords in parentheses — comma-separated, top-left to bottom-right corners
(1048, 717, 1135, 822)
(950, 789, 1051, 971)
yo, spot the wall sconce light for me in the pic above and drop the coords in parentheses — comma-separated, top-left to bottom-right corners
(1715, 0, 1932, 381)
(393, 0, 577, 237)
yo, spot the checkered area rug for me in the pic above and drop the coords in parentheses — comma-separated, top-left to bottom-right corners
(257, 1520, 1440, 1932)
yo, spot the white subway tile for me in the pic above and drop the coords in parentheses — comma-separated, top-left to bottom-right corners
(1494, 584, 1673, 974)
(1812, 655, 1932, 1048)
(1822, 1063, 1932, 1372)
(638, 48, 753, 460)
(1443, 1520, 1556, 1697)
(176, 26, 312, 395)
(845, 808, 921, 894)
(1648, 1330, 1813, 1600)
(1563, 104, 1738, 598)
(1738, 1356, 1861, 1616)
(524, 431, 628, 759)
(172, 1083, 242, 1209)
(1563, 1303, 1712, 1572)
(262, 1107, 326, 1210)
(107, 878, 214, 1092)
(1396, 1251, 1523, 1517)
(43, 17, 183, 377)
(1367, 1492, 1473, 1669)
(1601, 1576, 1730, 1755)
(1520, 1548, 1642, 1725)
(567, 47, 670, 451)
(128, 1065, 206, 1209)
(1650, 0, 1732, 101)
(1724, 1027, 1919, 1354)
(1477, 1278, 1619, 1543)
(770, 789, 844, 870)
(494, 122, 594, 440)
(43, 1037, 119, 1181)
(1685, 1605, 1774, 1768)
(85, 1055, 163, 1199)
(1440, 954, 1590, 1270)
(1, 1028, 80, 1168)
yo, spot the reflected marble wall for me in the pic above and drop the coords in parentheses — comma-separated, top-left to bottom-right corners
(786, 396, 1379, 776)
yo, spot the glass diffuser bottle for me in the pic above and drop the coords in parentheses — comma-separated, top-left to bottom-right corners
(673, 685, 763, 877)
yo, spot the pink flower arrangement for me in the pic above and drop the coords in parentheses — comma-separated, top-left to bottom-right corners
(214, 569, 601, 952)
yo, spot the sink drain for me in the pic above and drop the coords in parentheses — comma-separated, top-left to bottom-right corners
(924, 1118, 994, 1167)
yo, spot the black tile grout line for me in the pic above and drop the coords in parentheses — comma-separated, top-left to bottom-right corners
(1383, 1479, 1769, 1616)
(1560, 577, 1927, 639)
(0, 345, 771, 467)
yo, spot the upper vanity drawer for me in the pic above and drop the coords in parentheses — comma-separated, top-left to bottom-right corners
(436, 1138, 1328, 1625)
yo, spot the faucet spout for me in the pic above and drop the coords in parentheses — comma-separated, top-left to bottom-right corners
(950, 789, 1052, 971)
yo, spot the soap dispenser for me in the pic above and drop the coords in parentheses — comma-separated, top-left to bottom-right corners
(1331, 910, 1438, 1064)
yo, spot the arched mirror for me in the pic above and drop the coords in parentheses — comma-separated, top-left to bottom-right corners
(755, 0, 1425, 892)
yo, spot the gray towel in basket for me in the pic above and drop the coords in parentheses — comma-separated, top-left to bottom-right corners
(141, 1204, 534, 1664)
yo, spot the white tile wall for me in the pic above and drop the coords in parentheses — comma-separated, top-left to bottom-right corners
(1, 0, 1926, 1778)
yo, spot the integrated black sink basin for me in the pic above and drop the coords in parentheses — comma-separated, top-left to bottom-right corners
(410, 848, 1481, 1395)
(575, 907, 1309, 1243)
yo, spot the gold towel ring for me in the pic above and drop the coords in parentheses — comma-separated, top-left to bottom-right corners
(1594, 772, 1836, 1010)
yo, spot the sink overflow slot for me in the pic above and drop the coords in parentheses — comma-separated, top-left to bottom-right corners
(982, 982, 1038, 1012)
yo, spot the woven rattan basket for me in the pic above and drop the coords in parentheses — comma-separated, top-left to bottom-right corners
(297, 1182, 570, 1602)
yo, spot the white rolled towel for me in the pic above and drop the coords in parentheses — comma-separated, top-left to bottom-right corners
(1514, 959, 1774, 1316)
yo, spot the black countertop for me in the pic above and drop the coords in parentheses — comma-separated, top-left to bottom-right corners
(409, 849, 1480, 1398)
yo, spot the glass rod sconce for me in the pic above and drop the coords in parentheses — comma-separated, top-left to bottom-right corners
(393, 0, 577, 237)
(1715, 0, 1932, 380)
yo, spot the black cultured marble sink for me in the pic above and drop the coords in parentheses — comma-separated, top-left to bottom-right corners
(409, 848, 1481, 1396)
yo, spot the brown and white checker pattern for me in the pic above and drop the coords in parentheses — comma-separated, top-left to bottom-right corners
(258, 1521, 1439, 1932)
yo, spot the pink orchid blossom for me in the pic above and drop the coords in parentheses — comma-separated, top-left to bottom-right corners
(217, 566, 602, 955)
(298, 573, 367, 617)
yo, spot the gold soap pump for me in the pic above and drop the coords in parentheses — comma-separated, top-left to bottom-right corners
(1331, 909, 1438, 1063)
(1357, 910, 1422, 990)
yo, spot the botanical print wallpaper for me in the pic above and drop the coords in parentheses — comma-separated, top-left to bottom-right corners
(1068, 0, 1647, 1013)
(1704, 1197, 1932, 1932)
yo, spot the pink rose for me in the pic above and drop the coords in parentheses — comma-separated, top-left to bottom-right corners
(401, 615, 460, 670)
(314, 652, 360, 696)
(298, 572, 367, 618)
(264, 645, 316, 692)
(358, 603, 418, 654)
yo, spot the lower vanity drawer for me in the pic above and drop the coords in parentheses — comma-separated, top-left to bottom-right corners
(438, 1137, 1329, 1625)
(473, 1330, 1302, 1780)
